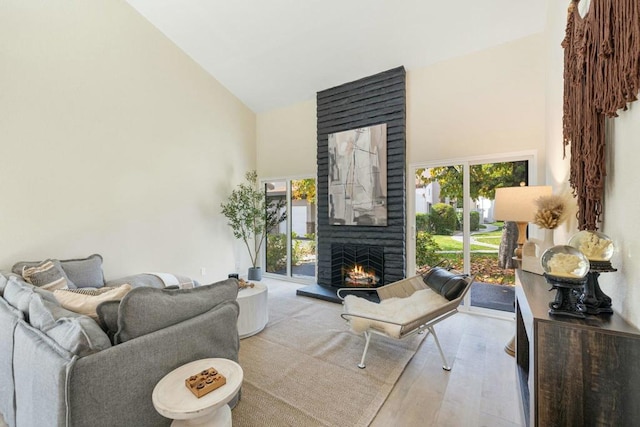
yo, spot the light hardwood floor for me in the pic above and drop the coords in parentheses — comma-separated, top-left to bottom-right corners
(266, 278, 523, 427)
(370, 308, 522, 426)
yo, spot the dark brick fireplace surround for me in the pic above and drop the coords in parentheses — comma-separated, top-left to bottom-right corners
(297, 67, 406, 303)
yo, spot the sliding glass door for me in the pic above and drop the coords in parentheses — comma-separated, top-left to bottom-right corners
(412, 154, 533, 315)
(264, 177, 317, 281)
(415, 163, 467, 274)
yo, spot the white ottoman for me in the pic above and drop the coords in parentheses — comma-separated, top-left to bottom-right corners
(236, 282, 268, 339)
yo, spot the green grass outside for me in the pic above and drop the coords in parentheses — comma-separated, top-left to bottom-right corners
(424, 222, 513, 285)
(473, 229, 503, 238)
(432, 235, 496, 252)
(471, 227, 504, 246)
(473, 236, 502, 246)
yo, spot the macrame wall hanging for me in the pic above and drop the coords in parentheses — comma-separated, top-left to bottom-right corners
(562, 0, 640, 230)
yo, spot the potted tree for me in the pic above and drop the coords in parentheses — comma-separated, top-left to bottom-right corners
(221, 170, 286, 280)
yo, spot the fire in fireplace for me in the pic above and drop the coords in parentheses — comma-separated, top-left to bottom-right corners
(345, 264, 380, 287)
(331, 243, 384, 288)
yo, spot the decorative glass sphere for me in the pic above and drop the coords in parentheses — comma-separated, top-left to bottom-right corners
(568, 230, 614, 262)
(541, 245, 590, 279)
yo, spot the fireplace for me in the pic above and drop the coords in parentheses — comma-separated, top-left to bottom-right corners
(295, 67, 405, 303)
(331, 244, 384, 288)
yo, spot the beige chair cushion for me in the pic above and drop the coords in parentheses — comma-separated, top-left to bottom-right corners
(343, 288, 449, 339)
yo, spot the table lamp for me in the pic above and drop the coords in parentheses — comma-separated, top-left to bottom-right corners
(493, 185, 552, 261)
(494, 185, 552, 357)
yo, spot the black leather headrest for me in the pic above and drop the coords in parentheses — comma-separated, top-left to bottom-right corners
(422, 267, 469, 301)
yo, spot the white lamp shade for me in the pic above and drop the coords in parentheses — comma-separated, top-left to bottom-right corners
(493, 186, 552, 222)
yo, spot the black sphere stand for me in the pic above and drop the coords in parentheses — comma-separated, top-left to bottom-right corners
(579, 260, 615, 315)
(544, 274, 588, 318)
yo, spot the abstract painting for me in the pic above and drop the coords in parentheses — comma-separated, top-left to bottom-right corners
(328, 123, 387, 226)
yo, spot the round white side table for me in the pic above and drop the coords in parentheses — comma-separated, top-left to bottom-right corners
(152, 358, 243, 427)
(236, 282, 268, 339)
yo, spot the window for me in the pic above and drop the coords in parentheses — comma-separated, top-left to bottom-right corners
(264, 177, 317, 281)
(411, 152, 536, 316)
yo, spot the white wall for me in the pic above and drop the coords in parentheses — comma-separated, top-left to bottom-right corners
(544, 0, 578, 245)
(545, 0, 640, 328)
(407, 33, 545, 180)
(257, 35, 546, 178)
(604, 107, 640, 328)
(0, 1, 256, 281)
(256, 99, 316, 178)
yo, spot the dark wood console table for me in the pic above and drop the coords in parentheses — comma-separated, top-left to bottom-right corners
(515, 270, 640, 427)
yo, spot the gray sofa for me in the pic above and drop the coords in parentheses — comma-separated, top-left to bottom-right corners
(0, 270, 240, 427)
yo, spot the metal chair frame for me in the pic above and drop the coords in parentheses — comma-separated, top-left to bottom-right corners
(338, 272, 473, 370)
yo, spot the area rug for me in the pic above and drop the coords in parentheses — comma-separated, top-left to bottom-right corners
(231, 289, 426, 427)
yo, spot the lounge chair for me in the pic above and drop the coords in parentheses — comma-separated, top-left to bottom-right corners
(339, 266, 473, 370)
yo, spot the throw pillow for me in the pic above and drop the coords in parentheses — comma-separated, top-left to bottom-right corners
(114, 278, 238, 344)
(12, 259, 76, 288)
(421, 267, 469, 301)
(53, 284, 131, 320)
(59, 254, 105, 288)
(28, 294, 112, 357)
(21, 260, 69, 291)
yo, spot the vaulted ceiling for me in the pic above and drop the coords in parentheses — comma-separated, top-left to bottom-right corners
(126, 0, 548, 113)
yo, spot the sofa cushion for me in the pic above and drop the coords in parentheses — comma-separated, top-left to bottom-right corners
(4, 277, 37, 316)
(0, 272, 8, 295)
(114, 279, 238, 344)
(21, 260, 70, 291)
(3, 277, 59, 317)
(53, 284, 131, 320)
(59, 254, 105, 288)
(0, 297, 22, 426)
(28, 294, 112, 357)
